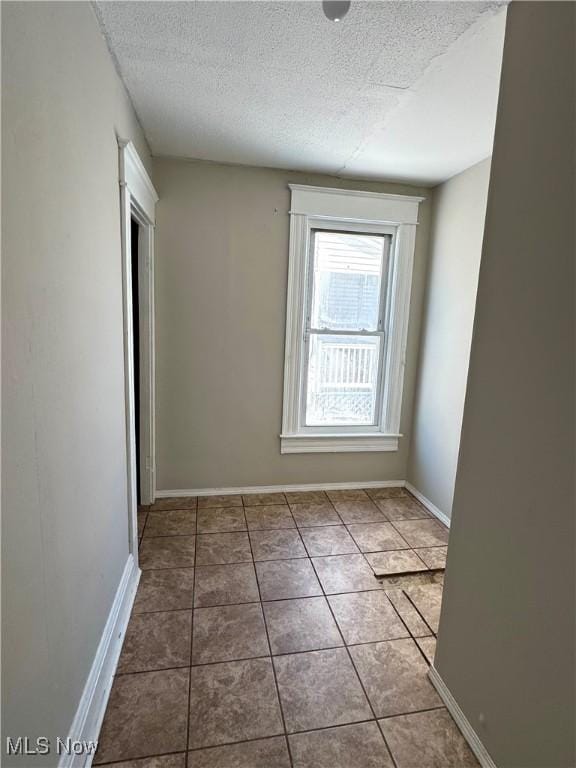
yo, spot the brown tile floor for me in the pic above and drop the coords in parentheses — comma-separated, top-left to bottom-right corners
(99, 488, 478, 768)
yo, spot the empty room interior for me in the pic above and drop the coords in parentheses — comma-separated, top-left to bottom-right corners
(2, 2, 574, 768)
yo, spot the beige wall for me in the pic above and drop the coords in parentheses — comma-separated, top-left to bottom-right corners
(153, 159, 431, 490)
(436, 3, 575, 766)
(2, 2, 152, 763)
(408, 159, 491, 517)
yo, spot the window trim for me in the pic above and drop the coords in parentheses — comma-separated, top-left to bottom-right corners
(281, 185, 424, 454)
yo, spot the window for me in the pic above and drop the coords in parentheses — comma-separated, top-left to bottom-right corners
(281, 185, 423, 453)
(305, 230, 390, 427)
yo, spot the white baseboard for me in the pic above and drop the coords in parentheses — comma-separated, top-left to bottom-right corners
(428, 666, 497, 768)
(405, 482, 451, 528)
(156, 480, 452, 529)
(59, 554, 140, 768)
(155, 479, 406, 498)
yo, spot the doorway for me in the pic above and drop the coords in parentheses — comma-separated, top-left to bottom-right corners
(119, 139, 158, 558)
(131, 217, 142, 504)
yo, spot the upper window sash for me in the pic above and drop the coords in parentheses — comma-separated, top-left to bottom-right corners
(306, 229, 392, 336)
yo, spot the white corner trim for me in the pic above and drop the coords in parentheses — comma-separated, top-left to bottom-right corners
(428, 666, 498, 768)
(280, 433, 400, 454)
(155, 479, 406, 498)
(405, 482, 451, 528)
(59, 555, 140, 768)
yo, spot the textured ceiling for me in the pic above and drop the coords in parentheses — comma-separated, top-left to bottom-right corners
(95, 1, 507, 185)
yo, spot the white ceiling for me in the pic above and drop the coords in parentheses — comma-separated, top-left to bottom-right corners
(95, 1, 507, 186)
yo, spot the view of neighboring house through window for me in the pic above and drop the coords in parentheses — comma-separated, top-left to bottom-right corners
(305, 231, 391, 426)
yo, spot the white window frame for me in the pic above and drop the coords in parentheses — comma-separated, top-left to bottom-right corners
(281, 184, 424, 454)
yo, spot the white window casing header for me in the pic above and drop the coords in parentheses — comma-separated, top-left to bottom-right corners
(288, 184, 423, 225)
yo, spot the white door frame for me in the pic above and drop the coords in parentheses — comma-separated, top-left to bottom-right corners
(118, 139, 158, 558)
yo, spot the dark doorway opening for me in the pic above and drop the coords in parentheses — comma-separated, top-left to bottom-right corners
(131, 217, 141, 504)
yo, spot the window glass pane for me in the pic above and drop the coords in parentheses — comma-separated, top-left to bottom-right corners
(306, 334, 381, 426)
(310, 231, 387, 332)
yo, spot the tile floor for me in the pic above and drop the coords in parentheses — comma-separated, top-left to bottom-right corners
(96, 487, 478, 768)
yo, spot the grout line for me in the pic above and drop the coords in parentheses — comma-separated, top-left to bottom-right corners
(142, 517, 446, 538)
(127, 607, 193, 617)
(115, 662, 193, 677)
(142, 538, 437, 565)
(95, 748, 186, 767)
(284, 703, 445, 735)
(413, 635, 435, 667)
(114, 631, 422, 678)
(190, 584, 409, 608)
(200, 555, 308, 566)
(95, 703, 449, 765)
(133, 579, 442, 616)
(378, 704, 446, 720)
(409, 549, 432, 570)
(306, 555, 400, 768)
(140, 562, 196, 572)
(187, 732, 291, 755)
(138, 509, 149, 540)
(196, 527, 247, 535)
(384, 585, 436, 639)
(148, 505, 198, 513)
(137, 563, 195, 572)
(184, 501, 199, 768)
(401, 589, 437, 637)
(272, 717, 379, 745)
(246, 519, 295, 768)
(373, 566, 440, 581)
(142, 532, 197, 539)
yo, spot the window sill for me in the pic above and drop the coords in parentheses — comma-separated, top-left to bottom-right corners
(280, 433, 400, 454)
